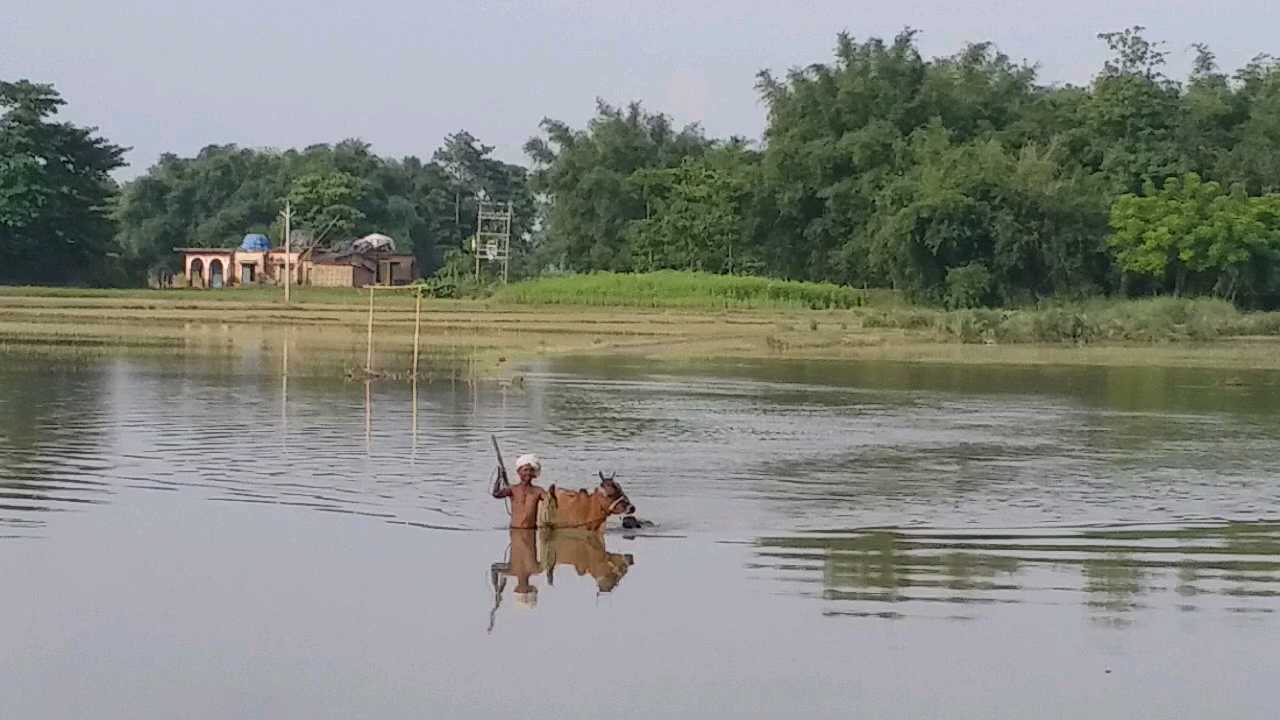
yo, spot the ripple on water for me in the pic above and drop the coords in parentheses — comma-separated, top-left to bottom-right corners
(2, 355, 1280, 543)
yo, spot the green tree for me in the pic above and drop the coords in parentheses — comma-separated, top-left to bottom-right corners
(1178, 45, 1245, 179)
(287, 171, 368, 240)
(525, 101, 711, 271)
(1078, 27, 1188, 194)
(872, 131, 1109, 305)
(0, 80, 126, 284)
(1108, 173, 1280, 302)
(753, 31, 1048, 285)
(115, 145, 287, 274)
(627, 156, 751, 273)
(1217, 56, 1280, 194)
(114, 132, 532, 280)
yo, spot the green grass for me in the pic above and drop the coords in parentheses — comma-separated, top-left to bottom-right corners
(491, 270, 882, 310)
(862, 296, 1280, 344)
(6, 281, 1280, 346)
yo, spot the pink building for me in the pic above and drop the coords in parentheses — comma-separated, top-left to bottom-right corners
(176, 247, 303, 288)
(176, 233, 417, 289)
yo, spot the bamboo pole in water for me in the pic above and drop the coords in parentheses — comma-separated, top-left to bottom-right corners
(281, 327, 288, 443)
(361, 283, 425, 378)
(412, 292, 422, 378)
(365, 286, 375, 372)
(364, 379, 372, 451)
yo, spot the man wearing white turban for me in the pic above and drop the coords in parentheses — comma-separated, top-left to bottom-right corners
(492, 452, 549, 529)
(514, 454, 541, 476)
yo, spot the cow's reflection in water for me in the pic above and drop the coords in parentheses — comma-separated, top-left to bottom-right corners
(488, 529, 635, 630)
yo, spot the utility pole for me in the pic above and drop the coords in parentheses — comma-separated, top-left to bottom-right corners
(280, 200, 293, 305)
(504, 200, 512, 284)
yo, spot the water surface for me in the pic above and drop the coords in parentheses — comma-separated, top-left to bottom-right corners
(2, 350, 1278, 718)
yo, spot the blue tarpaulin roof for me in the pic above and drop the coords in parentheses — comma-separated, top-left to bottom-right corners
(240, 233, 271, 251)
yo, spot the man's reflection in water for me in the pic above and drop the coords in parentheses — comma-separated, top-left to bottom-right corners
(509, 528, 541, 608)
(488, 529, 635, 632)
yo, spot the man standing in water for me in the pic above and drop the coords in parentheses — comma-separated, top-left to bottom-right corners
(492, 454, 549, 529)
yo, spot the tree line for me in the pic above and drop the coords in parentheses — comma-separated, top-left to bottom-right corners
(4, 27, 1280, 306)
(1, 82, 534, 284)
(114, 133, 536, 281)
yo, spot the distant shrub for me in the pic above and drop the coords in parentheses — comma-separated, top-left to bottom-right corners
(929, 297, 1276, 345)
(866, 308, 943, 330)
(950, 309, 1004, 343)
(944, 263, 994, 310)
(1238, 312, 1280, 336)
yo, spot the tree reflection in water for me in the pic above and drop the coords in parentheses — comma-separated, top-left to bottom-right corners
(753, 523, 1280, 623)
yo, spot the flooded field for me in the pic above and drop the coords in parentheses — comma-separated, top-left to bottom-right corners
(2, 347, 1279, 719)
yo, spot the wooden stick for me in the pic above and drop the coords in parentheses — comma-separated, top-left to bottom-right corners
(412, 291, 422, 378)
(364, 379, 371, 451)
(365, 286, 374, 372)
(281, 327, 288, 447)
(491, 434, 510, 485)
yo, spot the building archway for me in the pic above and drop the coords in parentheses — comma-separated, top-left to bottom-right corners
(209, 258, 224, 289)
(190, 258, 205, 288)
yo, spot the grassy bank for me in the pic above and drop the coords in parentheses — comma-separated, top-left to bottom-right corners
(862, 297, 1280, 344)
(492, 274, 1280, 344)
(0, 272, 886, 310)
(8, 276, 1278, 346)
(3, 281, 1280, 374)
(491, 271, 885, 309)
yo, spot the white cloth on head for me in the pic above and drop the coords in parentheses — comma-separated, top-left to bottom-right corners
(514, 454, 541, 474)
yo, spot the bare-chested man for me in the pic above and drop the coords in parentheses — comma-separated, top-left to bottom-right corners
(492, 454, 549, 529)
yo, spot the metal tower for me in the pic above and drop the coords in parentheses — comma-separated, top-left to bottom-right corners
(473, 200, 513, 284)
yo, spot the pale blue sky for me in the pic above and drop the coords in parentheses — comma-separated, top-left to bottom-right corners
(4, 0, 1275, 178)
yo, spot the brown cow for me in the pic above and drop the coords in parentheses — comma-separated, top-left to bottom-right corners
(539, 472, 635, 533)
